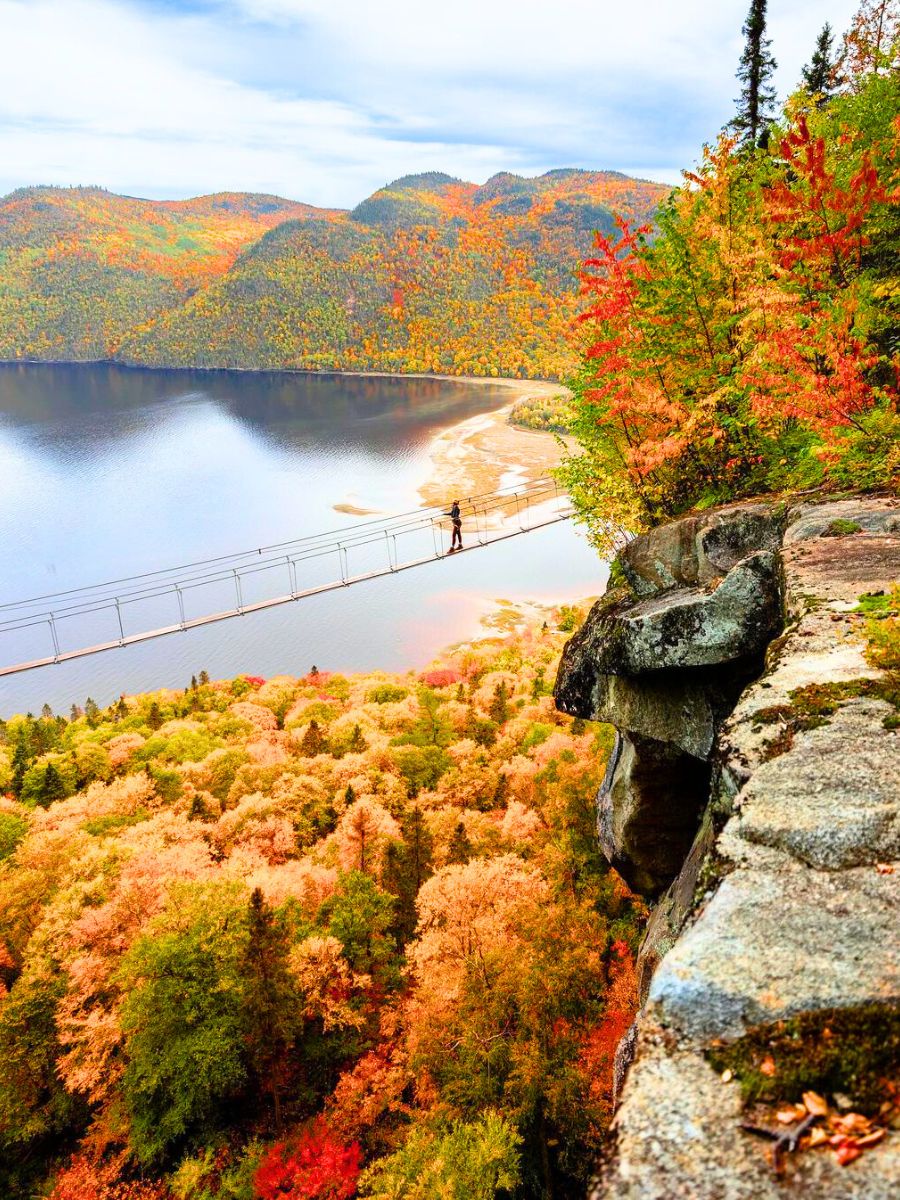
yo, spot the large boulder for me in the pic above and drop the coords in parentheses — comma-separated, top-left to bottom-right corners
(620, 502, 786, 597)
(555, 534, 783, 897)
(562, 551, 782, 679)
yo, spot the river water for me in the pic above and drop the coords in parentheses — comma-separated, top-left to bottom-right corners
(0, 363, 605, 715)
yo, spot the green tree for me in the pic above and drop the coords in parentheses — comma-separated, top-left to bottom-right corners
(0, 969, 86, 1191)
(488, 681, 510, 725)
(240, 887, 297, 1129)
(84, 696, 101, 728)
(299, 719, 328, 757)
(119, 881, 249, 1162)
(37, 762, 67, 807)
(802, 22, 839, 101)
(359, 1112, 521, 1200)
(146, 701, 164, 731)
(10, 732, 29, 799)
(732, 0, 778, 147)
(383, 805, 434, 941)
(322, 871, 398, 985)
(447, 820, 474, 865)
(347, 723, 368, 754)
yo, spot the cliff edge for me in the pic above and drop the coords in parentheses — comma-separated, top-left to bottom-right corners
(555, 494, 900, 1198)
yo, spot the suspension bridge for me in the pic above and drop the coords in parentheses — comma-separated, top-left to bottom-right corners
(0, 477, 575, 678)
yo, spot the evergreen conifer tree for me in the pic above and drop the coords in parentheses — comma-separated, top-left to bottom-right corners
(38, 763, 67, 807)
(240, 887, 296, 1128)
(299, 719, 327, 757)
(489, 681, 510, 725)
(802, 23, 838, 101)
(10, 733, 29, 799)
(732, 0, 778, 147)
(347, 724, 367, 754)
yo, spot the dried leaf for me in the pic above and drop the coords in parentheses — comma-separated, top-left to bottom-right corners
(836, 1113, 872, 1135)
(802, 1090, 829, 1117)
(855, 1129, 886, 1149)
(807, 1127, 829, 1147)
(721, 1069, 733, 1083)
(760, 1055, 776, 1077)
(836, 1142, 862, 1166)
(776, 1106, 806, 1124)
(875, 863, 894, 875)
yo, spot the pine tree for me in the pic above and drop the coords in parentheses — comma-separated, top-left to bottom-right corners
(146, 701, 163, 731)
(38, 763, 67, 807)
(447, 820, 474, 865)
(198, 669, 210, 685)
(84, 697, 100, 728)
(347, 724, 367, 754)
(732, 0, 778, 148)
(802, 23, 838, 102)
(10, 732, 29, 799)
(489, 681, 510, 725)
(299, 719, 327, 757)
(241, 888, 296, 1129)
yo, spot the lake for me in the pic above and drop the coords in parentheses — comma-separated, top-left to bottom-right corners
(0, 363, 606, 715)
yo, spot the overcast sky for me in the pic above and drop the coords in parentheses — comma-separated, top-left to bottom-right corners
(0, 0, 861, 207)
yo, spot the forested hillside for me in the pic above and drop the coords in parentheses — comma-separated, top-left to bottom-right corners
(0, 608, 644, 1200)
(0, 170, 668, 378)
(0, 188, 331, 362)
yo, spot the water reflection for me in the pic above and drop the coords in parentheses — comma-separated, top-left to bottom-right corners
(0, 364, 604, 713)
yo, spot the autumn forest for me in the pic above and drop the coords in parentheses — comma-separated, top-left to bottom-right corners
(1, 0, 899, 1197)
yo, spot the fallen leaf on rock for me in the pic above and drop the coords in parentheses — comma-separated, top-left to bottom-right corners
(835, 1113, 872, 1135)
(836, 1142, 862, 1166)
(721, 1069, 733, 1083)
(776, 1104, 808, 1124)
(875, 863, 894, 875)
(854, 1129, 886, 1149)
(807, 1127, 829, 1147)
(802, 1091, 829, 1117)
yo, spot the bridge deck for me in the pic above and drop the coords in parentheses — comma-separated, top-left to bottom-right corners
(0, 479, 575, 677)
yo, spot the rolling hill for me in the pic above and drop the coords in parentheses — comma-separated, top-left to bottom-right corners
(0, 170, 669, 378)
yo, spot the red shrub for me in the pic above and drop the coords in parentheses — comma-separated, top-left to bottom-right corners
(255, 1122, 362, 1200)
(418, 668, 462, 688)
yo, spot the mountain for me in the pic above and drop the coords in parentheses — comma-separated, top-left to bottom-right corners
(0, 170, 669, 378)
(0, 187, 337, 361)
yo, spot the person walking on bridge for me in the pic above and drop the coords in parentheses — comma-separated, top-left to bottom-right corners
(446, 499, 463, 552)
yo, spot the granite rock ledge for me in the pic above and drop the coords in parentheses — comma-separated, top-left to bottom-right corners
(554, 495, 900, 1198)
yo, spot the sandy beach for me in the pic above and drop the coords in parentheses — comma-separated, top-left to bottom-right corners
(330, 374, 569, 517)
(416, 377, 570, 508)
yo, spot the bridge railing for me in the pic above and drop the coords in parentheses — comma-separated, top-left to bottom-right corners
(0, 477, 573, 676)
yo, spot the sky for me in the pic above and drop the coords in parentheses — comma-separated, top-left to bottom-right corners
(0, 0, 862, 207)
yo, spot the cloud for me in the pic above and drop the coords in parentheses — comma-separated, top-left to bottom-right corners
(0, 0, 863, 204)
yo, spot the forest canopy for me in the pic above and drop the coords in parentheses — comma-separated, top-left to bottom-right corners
(0, 610, 644, 1200)
(560, 0, 900, 543)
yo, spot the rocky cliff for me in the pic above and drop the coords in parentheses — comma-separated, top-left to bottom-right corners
(555, 495, 900, 1198)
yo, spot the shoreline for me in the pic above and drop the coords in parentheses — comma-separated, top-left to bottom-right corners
(0, 356, 563, 390)
(416, 380, 570, 510)
(2, 357, 571, 518)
